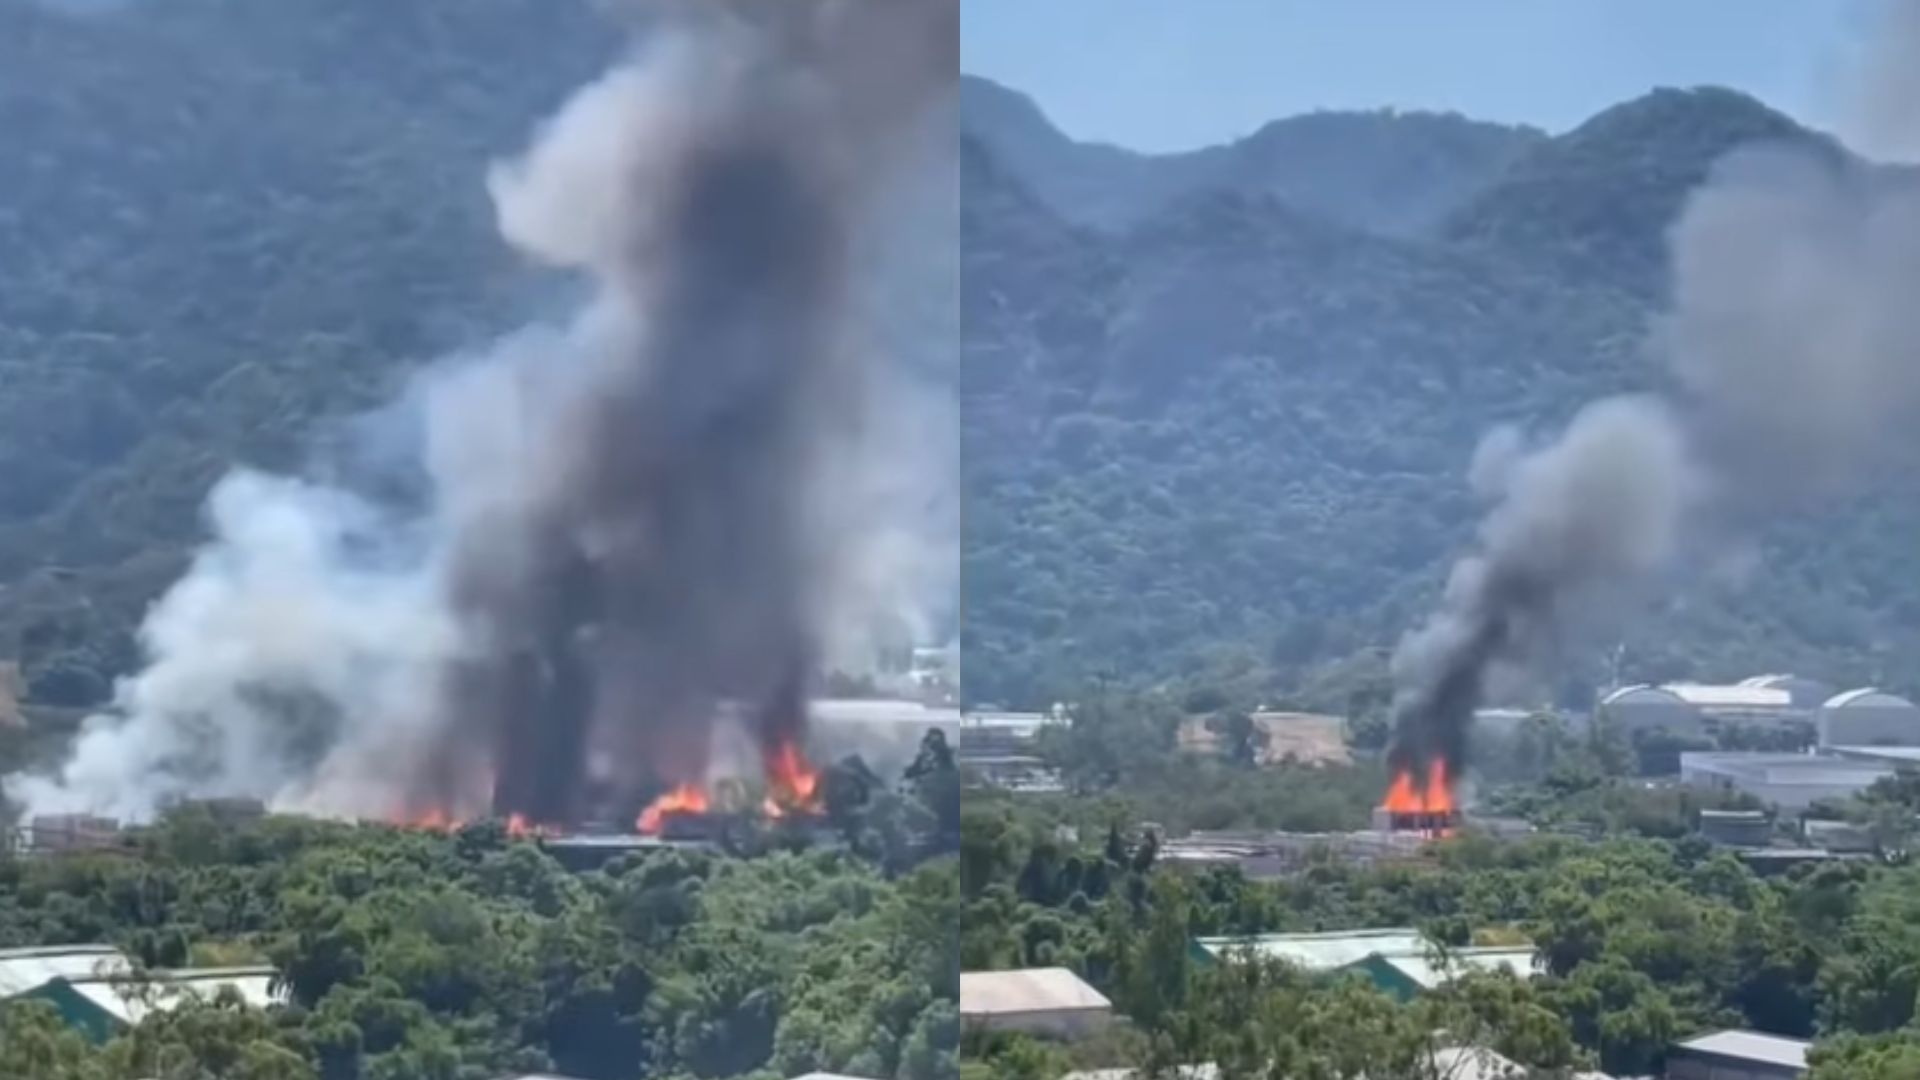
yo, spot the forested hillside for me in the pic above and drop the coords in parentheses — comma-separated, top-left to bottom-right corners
(0, 0, 619, 711)
(961, 78, 1920, 709)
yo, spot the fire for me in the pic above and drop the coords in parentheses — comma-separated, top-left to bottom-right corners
(398, 808, 460, 832)
(637, 783, 711, 834)
(763, 740, 822, 816)
(505, 813, 552, 839)
(1382, 758, 1457, 815)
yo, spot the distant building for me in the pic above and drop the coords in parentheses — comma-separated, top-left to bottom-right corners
(808, 698, 957, 767)
(1665, 1029, 1808, 1079)
(26, 814, 122, 853)
(957, 709, 1065, 791)
(1344, 947, 1539, 1002)
(1602, 680, 1817, 740)
(0, 945, 130, 1000)
(0, 946, 280, 1043)
(959, 967, 1111, 1039)
(1191, 929, 1542, 1000)
(1817, 688, 1920, 748)
(1680, 752, 1894, 811)
(23, 966, 280, 1043)
(1802, 818, 1876, 853)
(1697, 809, 1774, 848)
(1176, 711, 1350, 767)
(1742, 674, 1835, 710)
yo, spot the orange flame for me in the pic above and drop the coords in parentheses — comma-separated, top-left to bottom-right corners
(637, 783, 711, 834)
(764, 740, 822, 817)
(397, 808, 460, 832)
(1382, 759, 1457, 815)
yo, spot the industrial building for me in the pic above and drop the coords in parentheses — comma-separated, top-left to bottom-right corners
(1600, 681, 1812, 740)
(0, 945, 281, 1043)
(1175, 710, 1351, 766)
(1665, 1029, 1808, 1079)
(1680, 751, 1896, 811)
(959, 967, 1111, 1039)
(1817, 688, 1920, 747)
(1190, 928, 1541, 1001)
(807, 698, 957, 768)
(957, 708, 1065, 791)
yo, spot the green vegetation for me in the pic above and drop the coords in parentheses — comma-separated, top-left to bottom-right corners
(0, 737, 959, 1079)
(960, 80, 1920, 710)
(964, 696, 1920, 1077)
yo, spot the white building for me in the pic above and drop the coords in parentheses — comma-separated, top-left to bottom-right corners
(1817, 688, 1920, 748)
(1666, 1029, 1808, 1079)
(807, 698, 958, 768)
(1681, 752, 1894, 811)
(959, 967, 1111, 1039)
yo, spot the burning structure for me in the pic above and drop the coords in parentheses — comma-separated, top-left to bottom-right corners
(3, 0, 959, 830)
(1380, 3, 1920, 810)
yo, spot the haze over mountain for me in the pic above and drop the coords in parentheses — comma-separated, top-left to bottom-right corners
(961, 74, 1920, 711)
(960, 74, 1547, 237)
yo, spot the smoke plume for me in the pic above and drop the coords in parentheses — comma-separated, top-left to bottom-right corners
(7, 0, 958, 824)
(1388, 2, 1920, 782)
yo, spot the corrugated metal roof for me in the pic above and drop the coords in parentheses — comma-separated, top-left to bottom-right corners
(1823, 687, 1916, 710)
(0, 945, 130, 997)
(63, 966, 282, 1026)
(1374, 947, 1539, 989)
(1675, 1029, 1810, 1068)
(1194, 929, 1426, 970)
(1664, 684, 1792, 708)
(959, 968, 1110, 1016)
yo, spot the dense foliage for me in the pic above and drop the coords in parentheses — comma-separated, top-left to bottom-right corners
(0, 754, 960, 1080)
(960, 79, 1920, 709)
(962, 780, 1920, 1078)
(958, 692, 1920, 1077)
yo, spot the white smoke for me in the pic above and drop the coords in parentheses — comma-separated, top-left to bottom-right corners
(6, 5, 956, 822)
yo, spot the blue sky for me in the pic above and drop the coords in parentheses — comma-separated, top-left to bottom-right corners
(962, 0, 1876, 153)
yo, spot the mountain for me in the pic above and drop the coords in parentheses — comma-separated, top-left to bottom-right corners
(961, 83, 1920, 710)
(0, 0, 619, 705)
(959, 74, 1546, 237)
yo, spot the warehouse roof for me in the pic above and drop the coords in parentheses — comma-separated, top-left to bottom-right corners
(0, 945, 130, 997)
(1823, 687, 1918, 710)
(59, 966, 281, 1026)
(1194, 928, 1426, 969)
(1665, 683, 1792, 709)
(959, 968, 1109, 1016)
(1674, 1029, 1810, 1069)
(1370, 947, 1539, 990)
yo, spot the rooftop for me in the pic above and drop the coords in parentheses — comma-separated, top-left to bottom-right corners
(1372, 947, 1539, 990)
(1673, 1029, 1810, 1069)
(1665, 683, 1794, 709)
(0, 945, 130, 997)
(61, 966, 281, 1026)
(959, 967, 1110, 1016)
(1194, 928, 1427, 970)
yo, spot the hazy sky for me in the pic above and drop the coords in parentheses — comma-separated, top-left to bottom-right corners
(963, 0, 1877, 153)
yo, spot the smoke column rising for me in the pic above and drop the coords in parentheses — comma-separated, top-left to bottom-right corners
(1388, 2, 1920, 783)
(6, 0, 958, 824)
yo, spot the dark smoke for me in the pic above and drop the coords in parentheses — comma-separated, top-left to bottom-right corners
(447, 1, 958, 825)
(1387, 1, 1920, 785)
(1387, 400, 1689, 782)
(5, 0, 958, 823)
